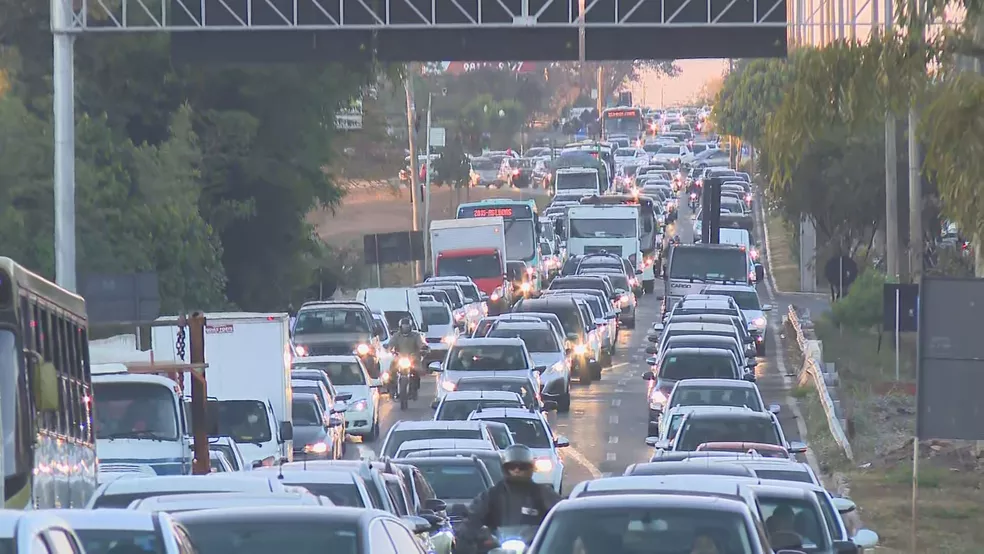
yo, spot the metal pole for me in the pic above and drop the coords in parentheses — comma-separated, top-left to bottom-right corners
(911, 434, 919, 554)
(839, 256, 843, 300)
(424, 93, 433, 274)
(188, 313, 210, 475)
(895, 288, 901, 380)
(405, 66, 422, 282)
(578, 0, 586, 62)
(53, 30, 77, 292)
(886, 115, 900, 280)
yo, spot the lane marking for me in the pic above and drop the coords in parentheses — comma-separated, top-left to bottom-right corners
(608, 435, 619, 444)
(608, 362, 629, 371)
(609, 415, 619, 424)
(611, 398, 622, 407)
(563, 447, 603, 479)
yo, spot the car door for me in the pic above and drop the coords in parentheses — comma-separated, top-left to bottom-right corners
(368, 519, 399, 554)
(382, 520, 427, 554)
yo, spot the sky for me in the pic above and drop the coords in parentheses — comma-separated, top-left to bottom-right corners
(626, 59, 728, 108)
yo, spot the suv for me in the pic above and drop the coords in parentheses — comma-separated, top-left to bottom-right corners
(293, 301, 383, 377)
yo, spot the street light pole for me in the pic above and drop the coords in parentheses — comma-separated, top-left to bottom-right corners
(424, 92, 433, 274)
(51, 0, 77, 292)
(405, 67, 422, 282)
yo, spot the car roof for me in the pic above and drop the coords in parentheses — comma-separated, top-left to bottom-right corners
(43, 510, 160, 530)
(396, 439, 495, 451)
(173, 506, 385, 525)
(553, 493, 751, 514)
(624, 461, 756, 477)
(665, 322, 736, 332)
(490, 322, 551, 332)
(442, 390, 524, 402)
(394, 456, 489, 466)
(664, 405, 750, 417)
(249, 468, 359, 484)
(131, 492, 328, 510)
(659, 347, 736, 357)
(97, 475, 279, 495)
(468, 407, 540, 420)
(402, 449, 503, 460)
(295, 355, 362, 363)
(392, 420, 487, 431)
(453, 337, 526, 347)
(687, 409, 773, 421)
(673, 378, 756, 390)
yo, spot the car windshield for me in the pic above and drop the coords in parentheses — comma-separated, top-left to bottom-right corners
(293, 360, 366, 386)
(669, 386, 763, 411)
(669, 248, 748, 282)
(536, 507, 755, 554)
(456, 380, 535, 407)
(657, 146, 680, 154)
(568, 218, 637, 239)
(413, 464, 490, 499)
(556, 172, 598, 191)
(505, 220, 537, 262)
(295, 308, 370, 334)
(678, 417, 780, 451)
(484, 417, 552, 448)
(760, 497, 830, 551)
(615, 148, 636, 156)
(292, 399, 322, 426)
(201, 400, 272, 443)
(584, 272, 629, 290)
(383, 429, 482, 457)
(294, 483, 365, 507)
(454, 283, 481, 303)
(179, 519, 359, 554)
(93, 381, 179, 441)
(472, 158, 496, 169)
(661, 354, 737, 381)
(488, 328, 559, 353)
(74, 530, 165, 554)
(438, 253, 502, 279)
(422, 305, 451, 325)
(705, 290, 760, 310)
(446, 345, 528, 371)
(437, 399, 523, 420)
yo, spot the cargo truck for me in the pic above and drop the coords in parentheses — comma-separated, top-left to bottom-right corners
(430, 217, 511, 314)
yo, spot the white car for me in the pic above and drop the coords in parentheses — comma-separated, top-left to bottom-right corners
(433, 389, 526, 420)
(45, 510, 185, 554)
(394, 438, 498, 458)
(468, 407, 569, 492)
(651, 144, 691, 167)
(86, 474, 295, 508)
(292, 354, 381, 440)
(483, 321, 572, 412)
(0, 511, 86, 554)
(429, 337, 540, 405)
(699, 285, 773, 356)
(420, 301, 461, 361)
(127, 491, 331, 512)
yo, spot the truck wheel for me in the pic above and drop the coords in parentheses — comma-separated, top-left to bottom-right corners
(643, 280, 655, 294)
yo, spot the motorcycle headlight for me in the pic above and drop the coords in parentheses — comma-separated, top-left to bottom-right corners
(573, 344, 588, 356)
(355, 343, 371, 356)
(398, 357, 412, 369)
(649, 390, 667, 410)
(534, 458, 553, 473)
(501, 539, 527, 553)
(304, 442, 328, 454)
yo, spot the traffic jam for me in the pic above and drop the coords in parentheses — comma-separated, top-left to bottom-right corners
(0, 106, 880, 554)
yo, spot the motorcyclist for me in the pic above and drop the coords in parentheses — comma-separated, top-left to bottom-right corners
(458, 445, 562, 554)
(388, 317, 428, 395)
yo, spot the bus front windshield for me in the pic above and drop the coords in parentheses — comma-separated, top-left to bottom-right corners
(669, 248, 748, 282)
(505, 220, 536, 261)
(568, 218, 637, 239)
(604, 115, 643, 136)
(93, 381, 180, 441)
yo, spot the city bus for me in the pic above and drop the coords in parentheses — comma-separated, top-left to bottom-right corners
(601, 107, 645, 145)
(0, 258, 96, 508)
(457, 199, 542, 289)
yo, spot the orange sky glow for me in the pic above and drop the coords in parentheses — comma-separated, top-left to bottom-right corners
(627, 59, 728, 107)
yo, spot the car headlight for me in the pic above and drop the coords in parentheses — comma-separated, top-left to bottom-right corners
(573, 344, 588, 355)
(441, 380, 456, 392)
(752, 317, 767, 328)
(304, 442, 328, 454)
(355, 343, 371, 356)
(352, 399, 368, 411)
(619, 294, 630, 306)
(501, 539, 527, 553)
(534, 458, 553, 472)
(649, 389, 667, 410)
(294, 345, 308, 356)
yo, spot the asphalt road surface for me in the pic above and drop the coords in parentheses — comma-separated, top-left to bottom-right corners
(351, 188, 822, 494)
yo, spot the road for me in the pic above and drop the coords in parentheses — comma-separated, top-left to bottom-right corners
(349, 188, 820, 493)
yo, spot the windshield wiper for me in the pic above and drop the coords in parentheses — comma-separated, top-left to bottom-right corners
(103, 430, 172, 442)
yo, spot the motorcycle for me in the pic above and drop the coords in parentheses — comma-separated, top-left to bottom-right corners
(688, 191, 699, 210)
(395, 355, 419, 410)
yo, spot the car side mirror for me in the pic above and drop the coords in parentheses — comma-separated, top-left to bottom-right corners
(645, 356, 657, 366)
(768, 404, 781, 414)
(832, 541, 858, 554)
(746, 360, 757, 369)
(328, 415, 344, 427)
(335, 393, 353, 403)
(425, 498, 448, 512)
(534, 365, 548, 373)
(788, 441, 808, 454)
(279, 421, 294, 442)
(642, 371, 656, 381)
(542, 400, 559, 411)
(646, 334, 659, 343)
(831, 497, 856, 514)
(645, 345, 658, 354)
(652, 322, 664, 331)
(754, 264, 765, 282)
(761, 304, 773, 312)
(554, 436, 570, 448)
(428, 361, 443, 372)
(852, 529, 879, 549)
(636, 269, 644, 275)
(401, 515, 432, 535)
(743, 373, 756, 382)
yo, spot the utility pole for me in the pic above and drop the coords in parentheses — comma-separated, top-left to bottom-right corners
(424, 92, 433, 274)
(884, 0, 900, 281)
(596, 66, 604, 113)
(52, 0, 76, 292)
(907, 0, 924, 283)
(405, 65, 422, 282)
(188, 313, 210, 475)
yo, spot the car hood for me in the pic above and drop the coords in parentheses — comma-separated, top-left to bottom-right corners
(531, 352, 564, 369)
(334, 384, 371, 402)
(292, 425, 328, 446)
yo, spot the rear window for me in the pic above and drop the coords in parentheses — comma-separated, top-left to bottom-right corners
(455, 380, 535, 407)
(436, 399, 523, 420)
(660, 354, 737, 380)
(295, 482, 365, 507)
(677, 417, 780, 451)
(422, 305, 451, 325)
(383, 429, 482, 457)
(413, 463, 491, 498)
(488, 328, 559, 352)
(669, 386, 763, 411)
(446, 345, 528, 371)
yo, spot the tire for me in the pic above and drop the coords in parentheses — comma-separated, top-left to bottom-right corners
(398, 377, 409, 410)
(558, 386, 572, 413)
(578, 361, 594, 385)
(365, 421, 379, 442)
(600, 350, 612, 368)
(591, 360, 603, 380)
(648, 423, 659, 437)
(643, 280, 655, 294)
(756, 341, 766, 357)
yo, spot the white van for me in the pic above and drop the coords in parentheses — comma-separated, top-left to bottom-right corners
(719, 228, 761, 282)
(356, 288, 427, 333)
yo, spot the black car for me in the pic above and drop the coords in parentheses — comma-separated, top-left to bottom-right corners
(396, 455, 496, 520)
(512, 296, 598, 383)
(293, 301, 382, 376)
(454, 375, 544, 412)
(502, 158, 537, 188)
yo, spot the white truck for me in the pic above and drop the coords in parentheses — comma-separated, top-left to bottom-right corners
(152, 312, 294, 468)
(430, 218, 510, 313)
(565, 205, 642, 267)
(89, 334, 193, 480)
(554, 167, 602, 198)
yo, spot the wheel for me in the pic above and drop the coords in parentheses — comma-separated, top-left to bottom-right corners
(756, 341, 766, 356)
(398, 377, 410, 410)
(600, 350, 612, 368)
(591, 360, 602, 380)
(643, 280, 655, 294)
(558, 386, 572, 413)
(365, 421, 379, 442)
(578, 361, 594, 385)
(648, 423, 659, 437)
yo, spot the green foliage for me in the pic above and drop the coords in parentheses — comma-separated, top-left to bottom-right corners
(922, 72, 984, 246)
(458, 94, 525, 150)
(712, 57, 795, 146)
(830, 270, 887, 330)
(433, 140, 472, 189)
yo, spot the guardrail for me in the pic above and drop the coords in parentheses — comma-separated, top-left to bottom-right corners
(786, 305, 855, 462)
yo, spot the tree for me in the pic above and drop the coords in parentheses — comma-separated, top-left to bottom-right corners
(712, 57, 796, 147)
(433, 140, 472, 189)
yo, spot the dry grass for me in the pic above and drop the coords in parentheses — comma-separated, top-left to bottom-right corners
(763, 212, 800, 293)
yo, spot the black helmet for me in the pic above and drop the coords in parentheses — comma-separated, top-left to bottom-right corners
(398, 317, 412, 332)
(501, 444, 535, 468)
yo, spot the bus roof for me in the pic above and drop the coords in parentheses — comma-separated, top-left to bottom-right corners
(0, 257, 87, 320)
(459, 198, 537, 209)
